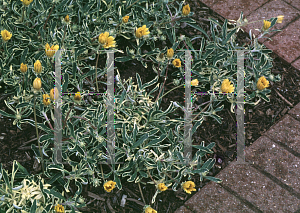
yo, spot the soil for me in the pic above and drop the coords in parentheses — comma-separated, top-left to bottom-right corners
(1, 0, 300, 212)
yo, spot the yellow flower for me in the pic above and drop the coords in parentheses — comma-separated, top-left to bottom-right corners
(98, 32, 116, 48)
(43, 94, 51, 106)
(1, 30, 12, 42)
(257, 76, 269, 90)
(33, 78, 42, 91)
(74, 92, 81, 101)
(20, 63, 28, 73)
(103, 180, 116, 193)
(54, 204, 65, 213)
(45, 43, 59, 58)
(20, 0, 33, 7)
(182, 4, 190, 16)
(34, 60, 42, 74)
(263, 20, 271, 31)
(277, 15, 284, 23)
(65, 15, 70, 23)
(191, 79, 199, 86)
(166, 48, 174, 59)
(145, 206, 157, 213)
(172, 58, 181, 68)
(182, 181, 196, 194)
(135, 25, 150, 39)
(122, 16, 129, 23)
(157, 183, 168, 192)
(221, 79, 234, 93)
(50, 87, 59, 101)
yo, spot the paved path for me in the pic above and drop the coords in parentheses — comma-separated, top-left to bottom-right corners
(175, 0, 300, 212)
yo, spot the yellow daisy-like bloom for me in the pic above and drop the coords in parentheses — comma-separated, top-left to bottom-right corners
(74, 92, 81, 101)
(122, 16, 129, 23)
(191, 79, 199, 86)
(277, 15, 284, 24)
(135, 25, 150, 39)
(54, 204, 65, 213)
(1, 30, 12, 42)
(43, 94, 51, 106)
(33, 78, 42, 91)
(182, 181, 196, 194)
(45, 43, 59, 58)
(263, 20, 271, 31)
(145, 206, 157, 213)
(172, 58, 181, 68)
(157, 183, 168, 192)
(103, 180, 116, 193)
(98, 32, 116, 49)
(257, 76, 269, 90)
(221, 79, 234, 93)
(166, 48, 174, 59)
(20, 0, 33, 7)
(50, 87, 59, 101)
(20, 63, 28, 73)
(182, 4, 190, 16)
(34, 60, 42, 74)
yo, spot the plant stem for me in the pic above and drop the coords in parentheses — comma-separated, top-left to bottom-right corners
(63, 105, 74, 129)
(162, 170, 180, 185)
(147, 169, 157, 186)
(21, 7, 25, 23)
(138, 182, 146, 205)
(61, 25, 67, 47)
(33, 94, 44, 173)
(155, 64, 169, 102)
(154, 84, 184, 105)
(100, 164, 106, 182)
(43, 3, 55, 30)
(72, 116, 97, 130)
(95, 47, 100, 93)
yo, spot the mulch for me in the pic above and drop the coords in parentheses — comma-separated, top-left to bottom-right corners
(0, 0, 299, 212)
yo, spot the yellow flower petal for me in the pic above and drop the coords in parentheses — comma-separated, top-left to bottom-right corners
(257, 76, 269, 90)
(277, 15, 284, 24)
(182, 4, 190, 16)
(1, 30, 12, 42)
(263, 20, 271, 31)
(221, 79, 234, 93)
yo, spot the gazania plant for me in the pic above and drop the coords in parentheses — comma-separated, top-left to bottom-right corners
(0, 0, 283, 212)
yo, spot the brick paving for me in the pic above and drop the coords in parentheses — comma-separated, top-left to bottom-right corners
(174, 0, 300, 211)
(175, 104, 300, 212)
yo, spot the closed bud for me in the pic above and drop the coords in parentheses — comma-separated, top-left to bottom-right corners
(20, 63, 28, 73)
(34, 60, 42, 74)
(166, 48, 174, 59)
(33, 78, 42, 91)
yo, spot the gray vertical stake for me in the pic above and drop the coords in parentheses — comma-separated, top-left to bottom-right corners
(184, 50, 192, 165)
(236, 50, 246, 164)
(54, 50, 62, 164)
(106, 51, 115, 165)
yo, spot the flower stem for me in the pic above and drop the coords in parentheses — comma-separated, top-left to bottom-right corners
(162, 170, 180, 185)
(33, 94, 44, 173)
(154, 84, 184, 105)
(21, 7, 25, 23)
(147, 169, 157, 186)
(138, 182, 146, 205)
(100, 164, 106, 182)
(61, 25, 67, 47)
(95, 47, 100, 93)
(155, 64, 169, 103)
